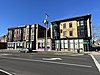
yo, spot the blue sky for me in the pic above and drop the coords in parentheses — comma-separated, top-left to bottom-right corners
(0, 0, 100, 37)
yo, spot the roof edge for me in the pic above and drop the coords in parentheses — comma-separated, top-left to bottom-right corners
(51, 14, 91, 23)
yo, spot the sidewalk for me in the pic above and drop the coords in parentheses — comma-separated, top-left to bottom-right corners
(91, 51, 100, 55)
(37, 50, 84, 55)
(0, 49, 19, 53)
(0, 49, 89, 55)
(90, 51, 100, 72)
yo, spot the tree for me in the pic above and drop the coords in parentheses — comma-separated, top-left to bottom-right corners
(92, 24, 100, 44)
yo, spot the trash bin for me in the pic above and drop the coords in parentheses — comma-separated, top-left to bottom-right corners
(77, 49, 80, 53)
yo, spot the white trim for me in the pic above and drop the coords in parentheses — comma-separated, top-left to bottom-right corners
(90, 54, 100, 72)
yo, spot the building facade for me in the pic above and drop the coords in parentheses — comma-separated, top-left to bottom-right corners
(0, 35, 8, 42)
(0, 35, 8, 49)
(38, 28, 51, 51)
(51, 14, 91, 52)
(7, 24, 51, 51)
(8, 25, 27, 50)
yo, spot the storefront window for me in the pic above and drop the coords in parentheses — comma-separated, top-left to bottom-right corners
(65, 40, 68, 49)
(55, 40, 60, 49)
(79, 39, 83, 50)
(75, 40, 78, 49)
(70, 40, 73, 49)
(61, 40, 64, 48)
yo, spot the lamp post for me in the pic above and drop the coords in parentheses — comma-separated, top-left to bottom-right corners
(43, 13, 48, 51)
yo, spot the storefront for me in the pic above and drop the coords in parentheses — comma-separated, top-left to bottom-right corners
(52, 39, 90, 52)
(38, 38, 51, 51)
(8, 42, 24, 50)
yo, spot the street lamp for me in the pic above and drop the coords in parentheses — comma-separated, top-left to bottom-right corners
(43, 13, 48, 51)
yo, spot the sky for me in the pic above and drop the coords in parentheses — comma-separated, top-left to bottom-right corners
(0, 0, 100, 37)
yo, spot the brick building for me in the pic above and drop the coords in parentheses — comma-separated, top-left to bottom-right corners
(7, 24, 51, 51)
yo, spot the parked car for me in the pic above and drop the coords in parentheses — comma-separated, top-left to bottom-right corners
(90, 46, 100, 51)
(96, 46, 100, 51)
(19, 48, 29, 53)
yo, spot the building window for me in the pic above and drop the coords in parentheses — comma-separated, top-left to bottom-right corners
(63, 23, 66, 29)
(63, 31, 66, 36)
(17, 30, 18, 34)
(61, 40, 64, 48)
(32, 29, 34, 33)
(69, 31, 73, 36)
(32, 35, 34, 40)
(54, 29, 57, 36)
(55, 40, 60, 49)
(75, 40, 78, 49)
(78, 30, 80, 36)
(80, 30, 84, 36)
(52, 23, 60, 39)
(69, 23, 72, 28)
(23, 28, 26, 33)
(60, 30, 62, 33)
(79, 20, 84, 26)
(27, 29, 29, 34)
(70, 40, 74, 49)
(27, 35, 29, 40)
(65, 40, 68, 49)
(77, 21, 79, 26)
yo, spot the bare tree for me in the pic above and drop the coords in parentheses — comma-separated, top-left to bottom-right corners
(92, 24, 100, 42)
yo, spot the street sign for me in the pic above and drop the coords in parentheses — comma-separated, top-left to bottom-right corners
(83, 42, 89, 44)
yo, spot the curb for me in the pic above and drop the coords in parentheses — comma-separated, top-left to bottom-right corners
(0, 69, 13, 75)
(90, 54, 100, 72)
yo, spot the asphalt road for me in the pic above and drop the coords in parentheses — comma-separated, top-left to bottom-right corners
(0, 52, 100, 75)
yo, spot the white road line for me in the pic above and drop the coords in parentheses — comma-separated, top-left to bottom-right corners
(90, 54, 100, 72)
(0, 54, 12, 56)
(42, 58, 62, 60)
(70, 54, 84, 56)
(1, 57, 92, 68)
(0, 69, 13, 75)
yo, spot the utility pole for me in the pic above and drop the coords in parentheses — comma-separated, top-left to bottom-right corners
(43, 13, 48, 51)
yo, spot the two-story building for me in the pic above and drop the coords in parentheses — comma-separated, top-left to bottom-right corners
(51, 14, 91, 52)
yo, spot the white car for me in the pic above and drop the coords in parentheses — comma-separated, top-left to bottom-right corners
(19, 48, 29, 53)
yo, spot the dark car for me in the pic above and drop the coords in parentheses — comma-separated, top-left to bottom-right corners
(96, 47, 100, 51)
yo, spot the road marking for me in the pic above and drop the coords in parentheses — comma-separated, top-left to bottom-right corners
(42, 58, 62, 60)
(70, 54, 84, 56)
(1, 57, 92, 68)
(90, 54, 100, 72)
(0, 54, 12, 56)
(0, 69, 13, 75)
(54, 53, 68, 55)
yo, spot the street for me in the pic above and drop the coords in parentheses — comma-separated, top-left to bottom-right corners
(0, 52, 100, 75)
